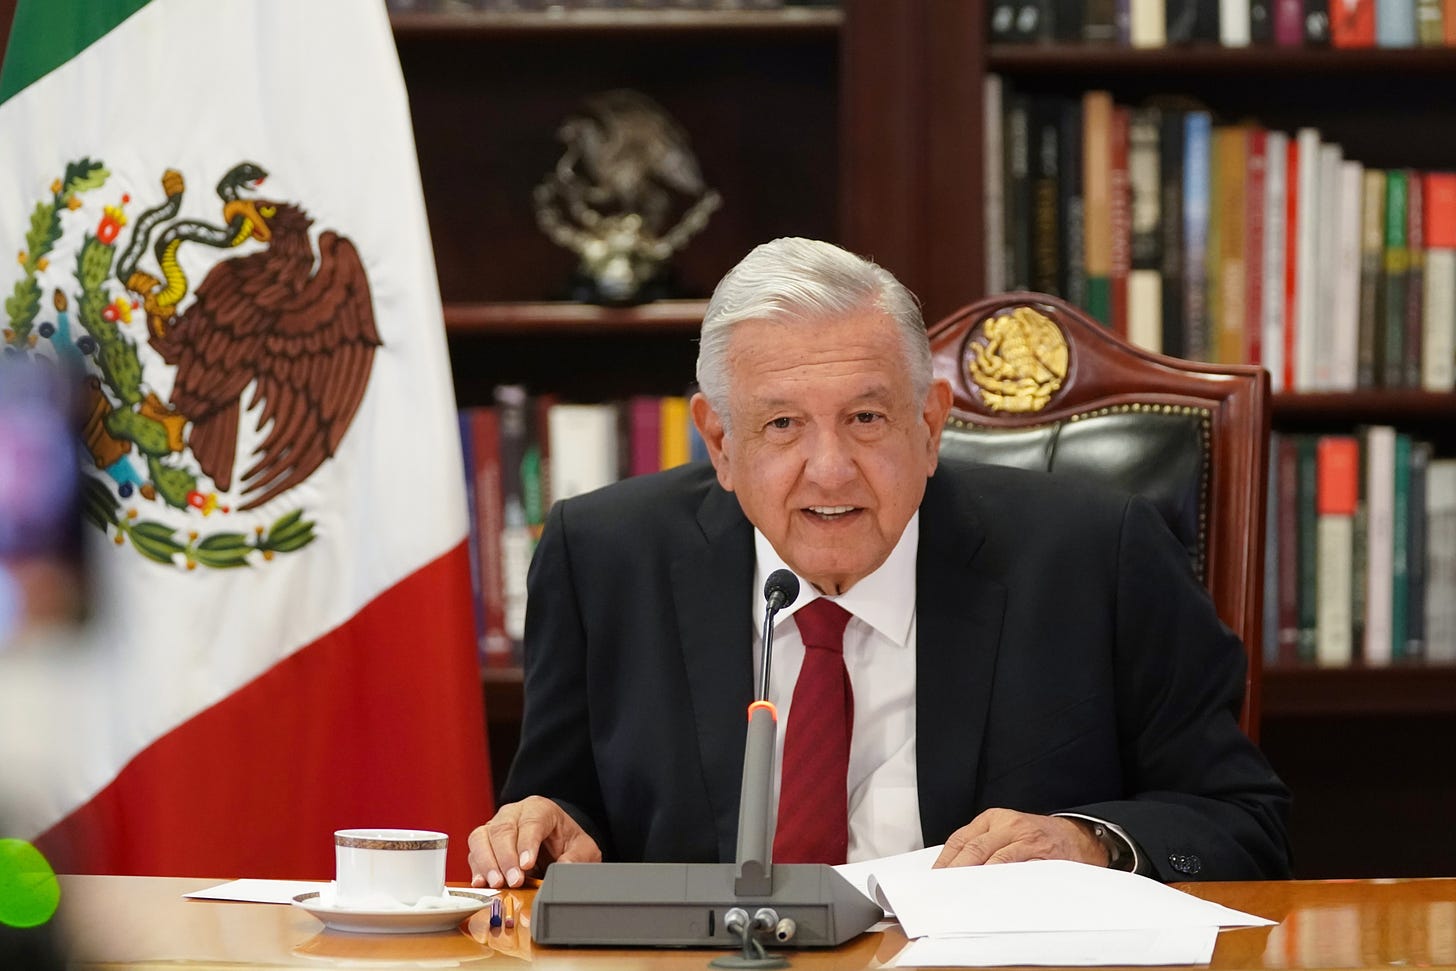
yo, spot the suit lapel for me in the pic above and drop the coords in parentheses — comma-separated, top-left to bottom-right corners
(671, 480, 756, 863)
(915, 466, 1007, 846)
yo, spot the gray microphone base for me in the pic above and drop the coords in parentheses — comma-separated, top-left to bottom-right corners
(532, 862, 883, 948)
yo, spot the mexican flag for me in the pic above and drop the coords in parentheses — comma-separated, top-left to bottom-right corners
(0, 0, 493, 879)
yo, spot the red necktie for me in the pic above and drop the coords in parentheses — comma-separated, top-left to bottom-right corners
(773, 597, 854, 865)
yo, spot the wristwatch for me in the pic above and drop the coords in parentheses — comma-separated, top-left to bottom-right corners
(1091, 822, 1136, 872)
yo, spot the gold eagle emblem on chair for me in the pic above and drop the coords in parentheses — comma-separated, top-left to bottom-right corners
(965, 306, 1069, 413)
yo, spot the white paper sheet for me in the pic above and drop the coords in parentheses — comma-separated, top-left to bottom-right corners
(891, 926, 1220, 967)
(183, 878, 332, 904)
(875, 859, 1274, 940)
(834, 844, 944, 914)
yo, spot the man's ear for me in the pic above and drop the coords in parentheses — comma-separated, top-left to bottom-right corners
(690, 392, 734, 491)
(922, 378, 953, 475)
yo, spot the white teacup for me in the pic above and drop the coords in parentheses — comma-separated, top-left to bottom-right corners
(333, 828, 447, 908)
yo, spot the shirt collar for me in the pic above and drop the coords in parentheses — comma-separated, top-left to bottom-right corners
(752, 511, 919, 649)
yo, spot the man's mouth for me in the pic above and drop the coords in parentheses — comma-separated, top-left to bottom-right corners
(806, 505, 858, 520)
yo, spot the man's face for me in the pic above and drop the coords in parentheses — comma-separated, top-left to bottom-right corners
(691, 310, 953, 595)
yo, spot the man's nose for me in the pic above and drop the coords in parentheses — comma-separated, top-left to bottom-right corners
(802, 428, 857, 488)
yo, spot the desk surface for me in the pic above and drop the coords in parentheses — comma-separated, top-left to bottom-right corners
(46, 873, 1456, 970)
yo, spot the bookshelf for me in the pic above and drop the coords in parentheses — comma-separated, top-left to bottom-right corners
(398, 4, 1456, 876)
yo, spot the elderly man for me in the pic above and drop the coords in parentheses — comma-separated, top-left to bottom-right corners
(470, 237, 1291, 889)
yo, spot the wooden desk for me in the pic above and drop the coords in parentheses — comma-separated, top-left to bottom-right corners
(47, 874, 1456, 969)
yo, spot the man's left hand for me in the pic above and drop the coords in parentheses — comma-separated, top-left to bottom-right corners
(933, 808, 1108, 868)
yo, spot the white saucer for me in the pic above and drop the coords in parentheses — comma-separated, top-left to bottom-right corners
(291, 890, 493, 934)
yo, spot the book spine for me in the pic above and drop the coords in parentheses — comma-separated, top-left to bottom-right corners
(1215, 125, 1249, 365)
(1128, 106, 1164, 354)
(1251, 0, 1275, 39)
(1245, 128, 1268, 368)
(984, 75, 1006, 295)
(1132, 0, 1168, 44)
(1364, 425, 1396, 664)
(469, 406, 513, 667)
(1110, 106, 1133, 340)
(1263, 130, 1289, 388)
(1357, 169, 1387, 388)
(1222, 0, 1253, 42)
(1277, 434, 1302, 665)
(1059, 98, 1088, 308)
(1031, 96, 1063, 296)
(1330, 0, 1376, 45)
(1167, 0, 1201, 40)
(1313, 143, 1345, 389)
(1183, 111, 1212, 361)
(1376, 0, 1417, 44)
(1084, 91, 1115, 326)
(1332, 161, 1365, 390)
(1426, 459, 1456, 662)
(1305, 0, 1332, 42)
(1407, 441, 1431, 659)
(1404, 170, 1426, 388)
(1005, 93, 1033, 291)
(1421, 171, 1456, 391)
(494, 384, 534, 653)
(1391, 433, 1412, 658)
(1160, 108, 1187, 358)
(1315, 435, 1360, 666)
(1274, 0, 1306, 42)
(1294, 128, 1323, 390)
(1383, 170, 1411, 388)
(660, 396, 692, 470)
(1296, 435, 1320, 662)
(1416, 0, 1445, 42)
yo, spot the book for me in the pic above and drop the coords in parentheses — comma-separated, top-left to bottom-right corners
(1110, 106, 1133, 339)
(1214, 124, 1250, 365)
(1416, 0, 1445, 42)
(984, 75, 1006, 295)
(1251, 0, 1275, 39)
(467, 406, 513, 668)
(1004, 92, 1033, 291)
(1330, 0, 1376, 45)
(1357, 168, 1387, 389)
(1083, 90, 1114, 326)
(1304, 0, 1332, 42)
(1222, 0, 1252, 42)
(1274, 0, 1306, 42)
(1283, 134, 1301, 391)
(494, 384, 535, 652)
(547, 403, 620, 502)
(1244, 128, 1268, 368)
(1407, 440, 1431, 660)
(1363, 425, 1396, 664)
(1293, 128, 1322, 390)
(1276, 434, 1302, 665)
(1262, 130, 1288, 387)
(1376, 0, 1417, 44)
(1446, 0, 1456, 42)
(1128, 106, 1164, 354)
(1159, 106, 1187, 358)
(1264, 431, 1282, 667)
(1383, 170, 1411, 388)
(1183, 111, 1213, 361)
(1059, 98, 1088, 308)
(1315, 436, 1359, 666)
(1030, 96, 1064, 296)
(1331, 159, 1364, 390)
(1391, 433, 1412, 658)
(1312, 142, 1344, 389)
(1426, 458, 1456, 662)
(1403, 170, 1426, 389)
(660, 395, 692, 470)
(1422, 171, 1456, 391)
(628, 395, 663, 477)
(1131, 0, 1167, 44)
(1296, 435, 1320, 662)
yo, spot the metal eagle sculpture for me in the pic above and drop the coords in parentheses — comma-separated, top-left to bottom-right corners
(120, 162, 381, 511)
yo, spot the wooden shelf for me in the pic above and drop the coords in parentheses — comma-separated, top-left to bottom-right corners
(444, 300, 706, 335)
(987, 43, 1456, 76)
(1271, 390, 1456, 424)
(391, 6, 842, 38)
(1264, 663, 1456, 718)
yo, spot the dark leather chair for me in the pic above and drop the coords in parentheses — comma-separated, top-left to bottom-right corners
(929, 292, 1270, 738)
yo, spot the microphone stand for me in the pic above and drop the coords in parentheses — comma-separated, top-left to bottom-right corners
(531, 574, 882, 962)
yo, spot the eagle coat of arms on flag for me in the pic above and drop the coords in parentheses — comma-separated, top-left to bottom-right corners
(6, 157, 381, 569)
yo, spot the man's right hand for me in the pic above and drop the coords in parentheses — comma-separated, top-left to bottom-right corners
(468, 796, 602, 889)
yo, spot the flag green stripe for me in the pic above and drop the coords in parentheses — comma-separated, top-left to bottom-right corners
(0, 0, 151, 106)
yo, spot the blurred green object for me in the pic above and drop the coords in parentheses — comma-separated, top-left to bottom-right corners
(0, 838, 60, 928)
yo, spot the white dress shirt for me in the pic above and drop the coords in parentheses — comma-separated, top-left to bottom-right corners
(750, 513, 1144, 872)
(752, 514, 924, 863)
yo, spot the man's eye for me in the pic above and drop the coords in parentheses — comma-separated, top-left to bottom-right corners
(768, 417, 793, 430)
(854, 412, 881, 424)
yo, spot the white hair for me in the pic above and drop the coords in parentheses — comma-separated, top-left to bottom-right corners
(695, 238, 929, 431)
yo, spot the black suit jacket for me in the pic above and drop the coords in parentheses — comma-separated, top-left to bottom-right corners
(501, 459, 1291, 882)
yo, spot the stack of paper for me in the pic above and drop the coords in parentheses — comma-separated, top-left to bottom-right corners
(836, 850, 1274, 966)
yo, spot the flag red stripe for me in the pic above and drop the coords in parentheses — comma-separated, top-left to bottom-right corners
(36, 542, 494, 881)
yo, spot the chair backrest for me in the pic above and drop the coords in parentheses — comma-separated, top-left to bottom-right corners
(928, 292, 1270, 738)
